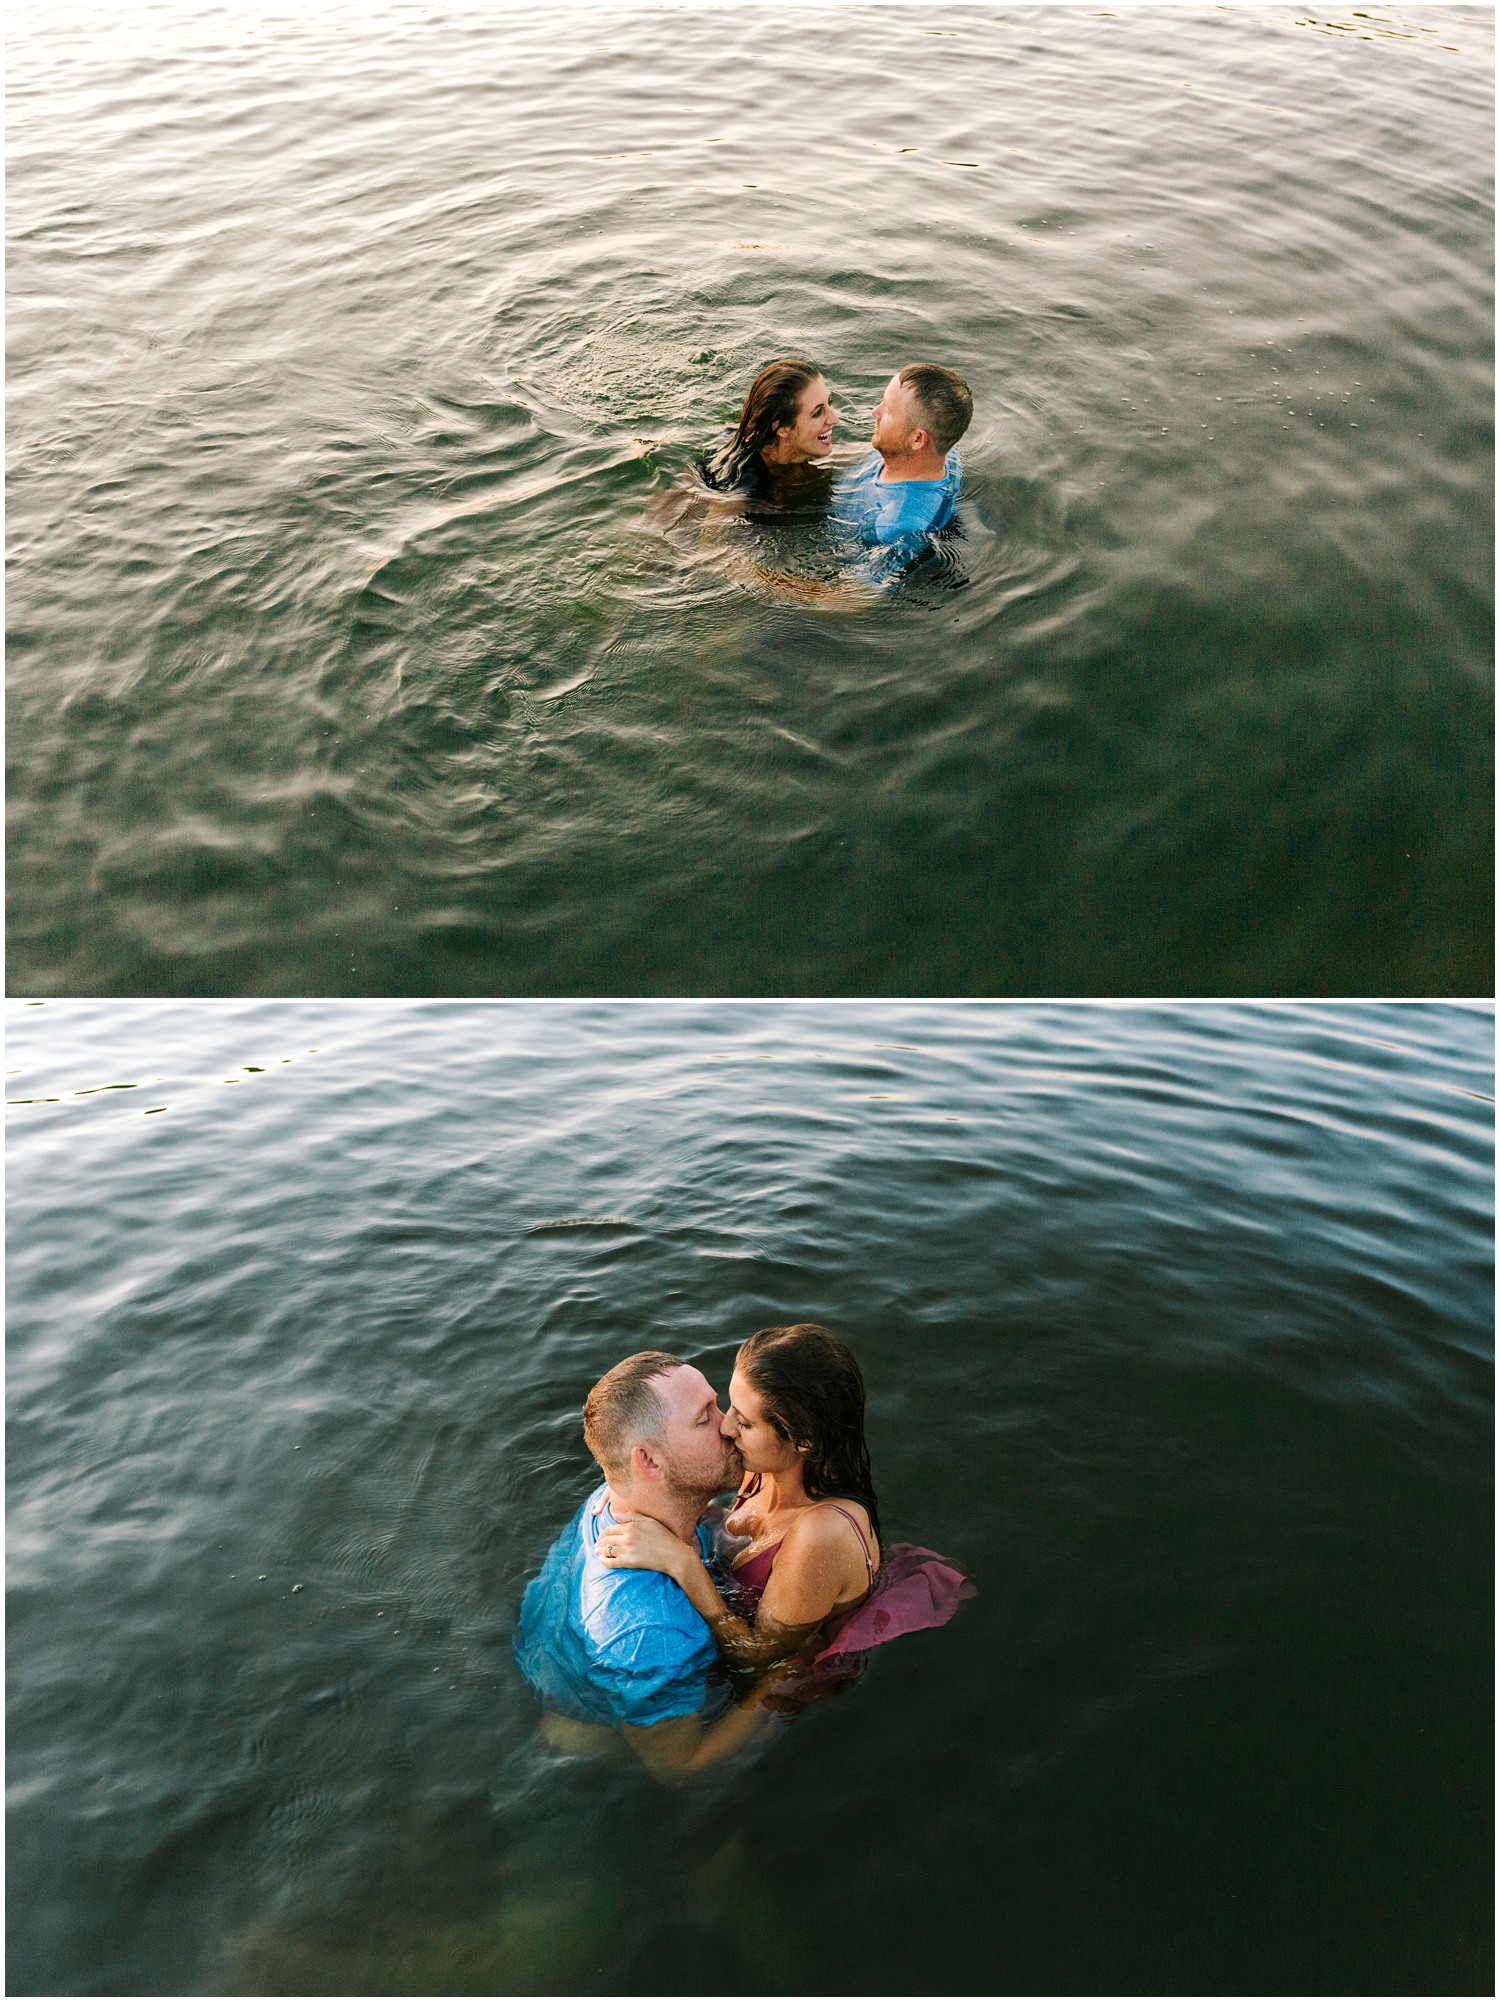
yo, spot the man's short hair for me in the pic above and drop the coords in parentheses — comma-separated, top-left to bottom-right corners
(899, 363, 973, 454)
(582, 1351, 688, 1479)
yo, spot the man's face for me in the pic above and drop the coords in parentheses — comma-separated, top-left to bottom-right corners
(653, 1365, 742, 1496)
(870, 371, 923, 458)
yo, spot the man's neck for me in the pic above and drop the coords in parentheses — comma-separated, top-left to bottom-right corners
(604, 1480, 706, 1545)
(876, 443, 947, 484)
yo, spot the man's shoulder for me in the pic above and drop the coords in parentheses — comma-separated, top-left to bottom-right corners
(584, 1569, 713, 1670)
(916, 450, 961, 497)
(836, 450, 883, 486)
(576, 1505, 712, 1665)
(902, 453, 961, 532)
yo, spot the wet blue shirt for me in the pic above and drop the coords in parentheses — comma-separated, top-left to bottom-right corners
(512, 1485, 719, 1729)
(830, 449, 962, 584)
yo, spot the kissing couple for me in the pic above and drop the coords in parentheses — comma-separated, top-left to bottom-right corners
(514, 1323, 972, 1780)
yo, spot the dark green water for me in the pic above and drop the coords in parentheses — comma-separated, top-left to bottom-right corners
(6, 5, 1493, 996)
(7, 1001, 1492, 1993)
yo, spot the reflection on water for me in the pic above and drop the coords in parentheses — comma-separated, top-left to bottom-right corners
(7, 5, 1493, 994)
(6, 1002, 1492, 1994)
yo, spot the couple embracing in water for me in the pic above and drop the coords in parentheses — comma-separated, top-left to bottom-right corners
(514, 1323, 972, 1781)
(689, 359, 973, 607)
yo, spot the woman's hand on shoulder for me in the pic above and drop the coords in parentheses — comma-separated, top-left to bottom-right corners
(597, 1514, 691, 1583)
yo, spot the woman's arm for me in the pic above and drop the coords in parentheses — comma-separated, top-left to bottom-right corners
(621, 1689, 778, 1783)
(740, 560, 883, 612)
(597, 1514, 789, 1667)
(698, 495, 881, 613)
(599, 1512, 852, 1670)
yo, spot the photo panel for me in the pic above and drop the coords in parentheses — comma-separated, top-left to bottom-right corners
(7, 2, 1493, 998)
(7, 998, 1492, 1993)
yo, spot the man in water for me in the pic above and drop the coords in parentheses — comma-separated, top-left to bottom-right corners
(513, 1351, 770, 1779)
(829, 362, 972, 585)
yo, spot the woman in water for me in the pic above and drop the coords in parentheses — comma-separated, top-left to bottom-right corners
(598, 1323, 886, 1669)
(700, 358, 841, 504)
(679, 362, 878, 610)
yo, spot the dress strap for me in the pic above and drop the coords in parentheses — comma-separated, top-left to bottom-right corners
(815, 1502, 876, 1585)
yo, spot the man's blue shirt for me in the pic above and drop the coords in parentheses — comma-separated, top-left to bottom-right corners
(513, 1485, 719, 1729)
(830, 448, 962, 584)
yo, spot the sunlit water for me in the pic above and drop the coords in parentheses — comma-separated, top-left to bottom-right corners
(7, 1000, 1492, 1993)
(6, 4, 1494, 995)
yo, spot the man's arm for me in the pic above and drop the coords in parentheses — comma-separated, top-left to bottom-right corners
(621, 1690, 777, 1783)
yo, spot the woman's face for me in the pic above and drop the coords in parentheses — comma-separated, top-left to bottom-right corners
(772, 375, 837, 460)
(722, 1368, 803, 1475)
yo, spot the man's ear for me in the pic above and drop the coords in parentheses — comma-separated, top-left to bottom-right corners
(910, 426, 931, 454)
(630, 1439, 662, 1483)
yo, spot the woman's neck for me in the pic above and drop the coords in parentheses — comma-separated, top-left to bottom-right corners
(757, 1465, 811, 1516)
(759, 443, 831, 476)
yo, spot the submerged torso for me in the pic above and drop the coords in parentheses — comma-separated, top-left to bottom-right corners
(831, 448, 963, 545)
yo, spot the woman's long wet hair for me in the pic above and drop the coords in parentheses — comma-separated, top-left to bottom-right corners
(704, 357, 824, 488)
(736, 1322, 880, 1543)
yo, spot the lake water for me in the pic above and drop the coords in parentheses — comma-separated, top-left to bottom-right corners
(7, 1000, 1492, 1994)
(6, 4, 1494, 997)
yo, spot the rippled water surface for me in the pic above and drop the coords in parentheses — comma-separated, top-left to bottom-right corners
(7, 1000, 1492, 1993)
(7, 4, 1494, 995)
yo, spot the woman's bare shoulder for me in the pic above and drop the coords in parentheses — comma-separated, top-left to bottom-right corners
(784, 1499, 870, 1552)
